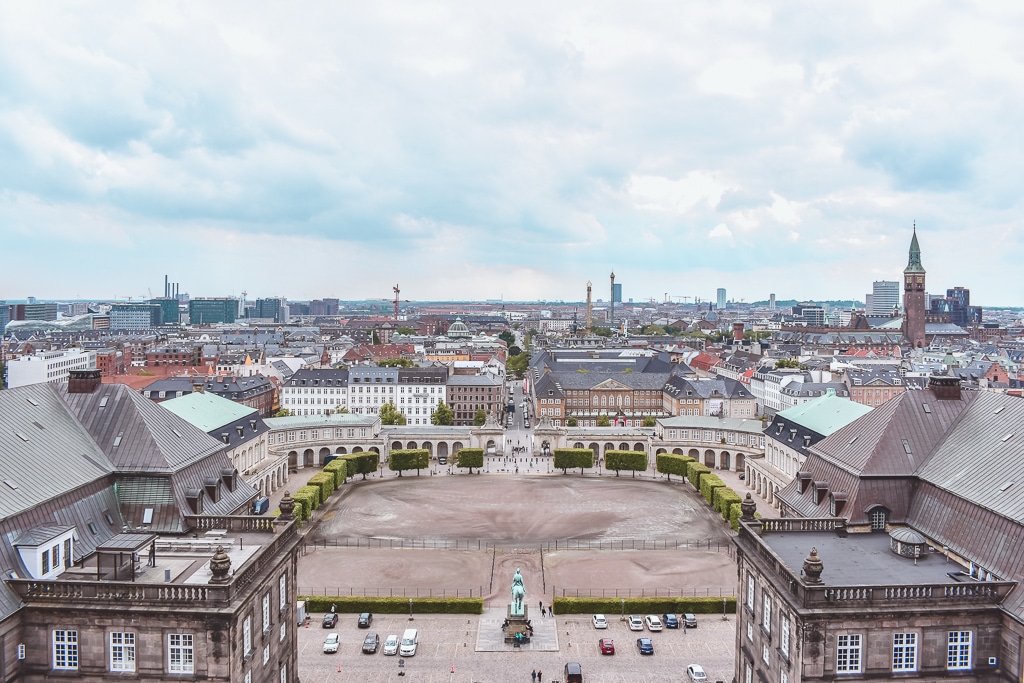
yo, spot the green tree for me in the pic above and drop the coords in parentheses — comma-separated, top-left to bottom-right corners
(455, 447, 484, 474)
(774, 358, 801, 369)
(273, 408, 293, 417)
(498, 331, 515, 346)
(395, 326, 417, 335)
(379, 402, 407, 425)
(372, 330, 381, 344)
(566, 416, 578, 427)
(508, 345, 523, 356)
(596, 415, 611, 427)
(431, 401, 454, 425)
(642, 325, 667, 335)
(656, 453, 693, 482)
(506, 353, 530, 378)
(473, 408, 487, 426)
(642, 416, 657, 427)
(0, 362, 5, 389)
(334, 406, 350, 413)
(591, 326, 612, 337)
(341, 452, 380, 480)
(378, 357, 414, 368)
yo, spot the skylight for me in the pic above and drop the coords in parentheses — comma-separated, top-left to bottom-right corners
(999, 481, 1014, 492)
(26, 398, 39, 407)
(4, 480, 19, 491)
(1001, 433, 1015, 442)
(995, 406, 1005, 414)
(922, 403, 931, 414)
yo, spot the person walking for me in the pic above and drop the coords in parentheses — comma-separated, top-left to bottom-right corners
(531, 670, 537, 682)
(537, 669, 542, 682)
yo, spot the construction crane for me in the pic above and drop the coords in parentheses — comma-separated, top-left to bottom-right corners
(374, 285, 409, 320)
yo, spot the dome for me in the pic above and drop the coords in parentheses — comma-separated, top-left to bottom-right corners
(889, 527, 927, 559)
(447, 317, 471, 338)
(889, 528, 926, 544)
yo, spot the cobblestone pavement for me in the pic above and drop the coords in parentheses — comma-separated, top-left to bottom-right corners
(299, 611, 736, 683)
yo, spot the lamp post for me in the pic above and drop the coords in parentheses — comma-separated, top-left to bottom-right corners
(621, 598, 625, 620)
(722, 596, 728, 621)
(409, 598, 414, 620)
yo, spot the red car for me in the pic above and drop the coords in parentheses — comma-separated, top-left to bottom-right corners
(599, 638, 615, 655)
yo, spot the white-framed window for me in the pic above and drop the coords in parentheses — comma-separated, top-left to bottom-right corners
(263, 593, 271, 632)
(747, 574, 755, 610)
(892, 632, 918, 672)
(245, 671, 252, 683)
(780, 671, 788, 683)
(947, 630, 972, 670)
(745, 662, 752, 683)
(280, 663, 287, 683)
(243, 616, 252, 655)
(110, 631, 136, 671)
(279, 623, 286, 642)
(836, 634, 862, 673)
(780, 616, 790, 658)
(53, 629, 78, 670)
(763, 643, 771, 665)
(762, 595, 772, 634)
(264, 644, 270, 664)
(279, 573, 287, 610)
(747, 623, 754, 641)
(168, 633, 195, 673)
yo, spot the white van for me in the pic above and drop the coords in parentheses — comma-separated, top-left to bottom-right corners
(399, 628, 418, 657)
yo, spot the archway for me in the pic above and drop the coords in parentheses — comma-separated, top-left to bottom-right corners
(392, 441, 402, 451)
(573, 442, 584, 449)
(603, 442, 615, 455)
(452, 441, 464, 454)
(335, 446, 348, 454)
(437, 442, 449, 458)
(422, 442, 433, 456)
(736, 453, 746, 470)
(353, 446, 364, 453)
(704, 449, 715, 467)
(588, 443, 599, 459)
(633, 442, 645, 453)
(369, 446, 380, 454)
(720, 451, 731, 470)
(486, 439, 497, 455)
(406, 441, 418, 449)
(618, 442, 629, 451)
(672, 448, 683, 455)
(319, 447, 331, 465)
(303, 449, 314, 467)
(688, 448, 700, 460)
(288, 451, 298, 471)
(656, 448, 667, 455)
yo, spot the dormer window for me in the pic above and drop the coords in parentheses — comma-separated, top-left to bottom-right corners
(813, 481, 828, 505)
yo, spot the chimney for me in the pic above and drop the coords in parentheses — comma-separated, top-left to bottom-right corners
(928, 374, 962, 401)
(67, 369, 102, 394)
(733, 322, 745, 343)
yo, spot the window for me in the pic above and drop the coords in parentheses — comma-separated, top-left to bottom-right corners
(280, 663, 287, 683)
(280, 623, 286, 642)
(243, 615, 252, 655)
(745, 663, 752, 683)
(264, 644, 270, 664)
(762, 595, 772, 634)
(110, 631, 136, 672)
(263, 594, 271, 632)
(279, 573, 287, 610)
(245, 671, 252, 683)
(53, 630, 78, 670)
(836, 634, 862, 673)
(747, 623, 753, 641)
(42, 549, 50, 574)
(747, 574, 755, 610)
(169, 633, 194, 673)
(780, 617, 790, 658)
(780, 672, 788, 683)
(892, 632, 918, 671)
(869, 507, 888, 531)
(947, 631, 972, 670)
(763, 643, 771, 665)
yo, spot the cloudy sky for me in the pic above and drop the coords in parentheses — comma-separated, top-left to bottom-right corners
(1, 2, 1022, 306)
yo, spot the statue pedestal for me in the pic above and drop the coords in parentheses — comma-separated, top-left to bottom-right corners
(502, 605, 531, 644)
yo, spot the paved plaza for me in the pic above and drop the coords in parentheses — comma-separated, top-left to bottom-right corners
(296, 472, 742, 681)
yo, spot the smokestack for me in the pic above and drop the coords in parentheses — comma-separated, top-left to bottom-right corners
(733, 322, 745, 343)
(586, 281, 592, 334)
(928, 374, 962, 401)
(67, 369, 102, 394)
(164, 275, 169, 298)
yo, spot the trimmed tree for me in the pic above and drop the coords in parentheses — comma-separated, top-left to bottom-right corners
(341, 452, 380, 480)
(454, 447, 484, 474)
(655, 453, 693, 482)
(604, 450, 647, 477)
(642, 416, 657, 427)
(473, 408, 487, 426)
(388, 448, 429, 476)
(553, 448, 594, 475)
(566, 416, 578, 427)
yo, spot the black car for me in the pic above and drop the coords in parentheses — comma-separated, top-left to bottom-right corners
(322, 613, 338, 628)
(361, 632, 380, 654)
(358, 612, 373, 628)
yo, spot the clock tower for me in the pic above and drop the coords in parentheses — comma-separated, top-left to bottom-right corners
(902, 224, 927, 348)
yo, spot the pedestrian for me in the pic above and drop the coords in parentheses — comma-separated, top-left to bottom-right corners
(537, 670, 542, 682)
(539, 600, 542, 610)
(541, 606, 546, 617)
(532, 670, 537, 682)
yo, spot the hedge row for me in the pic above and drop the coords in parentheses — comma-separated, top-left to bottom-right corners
(686, 461, 710, 486)
(388, 448, 430, 476)
(323, 459, 348, 487)
(699, 473, 725, 504)
(715, 488, 742, 519)
(341, 452, 380, 480)
(300, 595, 484, 614)
(553, 596, 736, 615)
(307, 472, 336, 501)
(605, 450, 647, 476)
(553, 448, 595, 474)
(455, 448, 484, 472)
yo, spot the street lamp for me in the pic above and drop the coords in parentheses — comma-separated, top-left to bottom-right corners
(722, 597, 728, 621)
(621, 598, 625, 619)
(409, 598, 414, 620)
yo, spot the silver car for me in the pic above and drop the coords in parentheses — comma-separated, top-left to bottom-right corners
(382, 634, 399, 656)
(592, 614, 608, 629)
(322, 633, 340, 654)
(627, 615, 644, 631)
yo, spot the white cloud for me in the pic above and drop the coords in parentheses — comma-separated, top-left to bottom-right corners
(708, 223, 733, 243)
(625, 172, 730, 214)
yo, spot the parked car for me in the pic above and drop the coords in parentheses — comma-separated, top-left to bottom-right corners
(322, 633, 340, 654)
(565, 661, 583, 683)
(437, 456, 447, 465)
(627, 615, 644, 631)
(687, 664, 708, 682)
(599, 638, 615, 655)
(382, 634, 399, 656)
(683, 613, 698, 628)
(644, 615, 664, 631)
(358, 612, 373, 628)
(662, 613, 679, 629)
(636, 637, 654, 655)
(592, 614, 608, 629)
(361, 632, 380, 654)
(322, 613, 338, 628)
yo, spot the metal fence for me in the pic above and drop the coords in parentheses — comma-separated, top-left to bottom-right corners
(556, 587, 736, 598)
(298, 586, 485, 598)
(301, 537, 733, 553)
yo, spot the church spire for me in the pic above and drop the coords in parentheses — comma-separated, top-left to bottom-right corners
(905, 221, 925, 273)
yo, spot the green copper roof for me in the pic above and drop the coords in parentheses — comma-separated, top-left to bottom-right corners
(776, 389, 872, 436)
(904, 225, 925, 273)
(162, 391, 257, 433)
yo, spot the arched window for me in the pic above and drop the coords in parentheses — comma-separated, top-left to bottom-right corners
(868, 506, 889, 532)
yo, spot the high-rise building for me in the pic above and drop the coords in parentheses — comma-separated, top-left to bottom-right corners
(148, 297, 180, 324)
(902, 226, 927, 348)
(870, 280, 899, 316)
(717, 288, 727, 310)
(929, 286, 982, 329)
(254, 298, 283, 322)
(188, 298, 238, 325)
(111, 303, 163, 330)
(769, 293, 776, 311)
(0, 300, 8, 332)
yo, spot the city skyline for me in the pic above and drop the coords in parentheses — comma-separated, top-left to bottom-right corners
(1, 3, 1022, 305)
